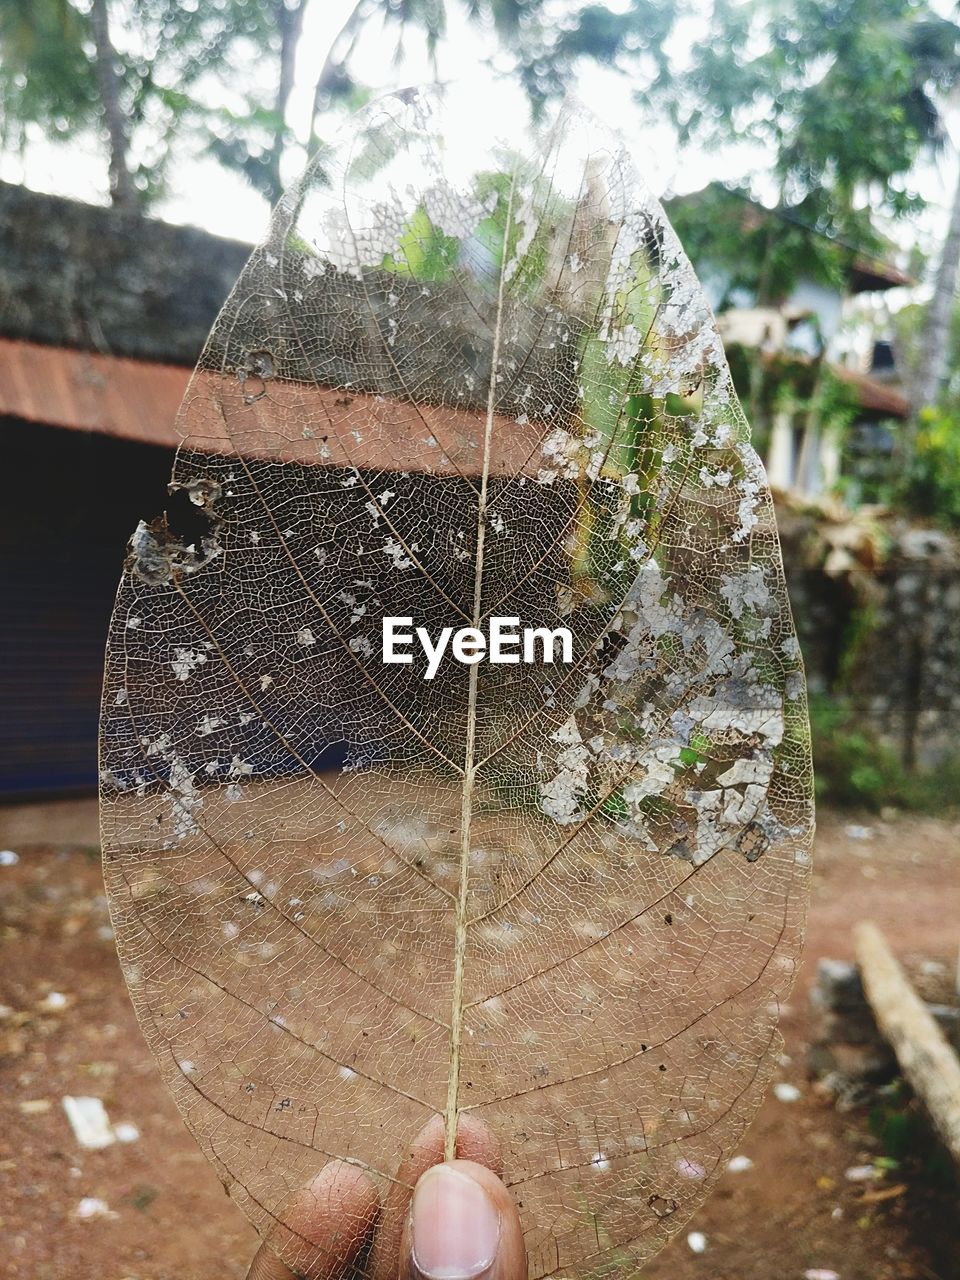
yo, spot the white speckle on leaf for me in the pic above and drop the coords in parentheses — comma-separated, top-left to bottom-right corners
(720, 566, 771, 619)
(716, 758, 773, 787)
(539, 717, 590, 824)
(168, 756, 201, 840)
(383, 537, 414, 570)
(171, 648, 207, 682)
(699, 465, 732, 488)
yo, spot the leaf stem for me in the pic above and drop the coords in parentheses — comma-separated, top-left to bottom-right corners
(444, 175, 518, 1161)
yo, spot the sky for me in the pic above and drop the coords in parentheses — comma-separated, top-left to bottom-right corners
(0, 0, 955, 277)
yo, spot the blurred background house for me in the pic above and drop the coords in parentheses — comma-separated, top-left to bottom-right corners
(0, 180, 247, 796)
(667, 184, 913, 499)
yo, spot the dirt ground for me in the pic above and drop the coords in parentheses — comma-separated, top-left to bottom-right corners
(0, 799, 957, 1280)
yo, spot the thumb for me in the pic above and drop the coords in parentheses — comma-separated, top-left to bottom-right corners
(400, 1160, 526, 1280)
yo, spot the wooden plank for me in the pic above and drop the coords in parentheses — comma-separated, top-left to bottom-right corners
(854, 920, 960, 1165)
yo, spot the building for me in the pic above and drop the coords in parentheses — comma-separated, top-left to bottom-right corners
(0, 181, 250, 796)
(666, 184, 912, 498)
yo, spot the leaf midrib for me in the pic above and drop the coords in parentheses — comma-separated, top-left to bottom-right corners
(443, 172, 518, 1161)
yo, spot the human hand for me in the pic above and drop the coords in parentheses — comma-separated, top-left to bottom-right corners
(246, 1116, 526, 1280)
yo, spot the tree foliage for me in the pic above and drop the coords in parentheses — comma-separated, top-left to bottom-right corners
(665, 184, 875, 305)
(657, 0, 960, 434)
(0, 0, 99, 145)
(0, 0, 682, 209)
(0, 0, 283, 205)
(669, 0, 960, 235)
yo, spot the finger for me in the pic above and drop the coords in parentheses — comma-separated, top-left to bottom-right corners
(400, 1159, 526, 1280)
(369, 1114, 502, 1280)
(246, 1160, 381, 1280)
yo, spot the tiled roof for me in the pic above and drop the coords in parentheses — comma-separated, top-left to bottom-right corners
(833, 366, 910, 418)
(0, 338, 540, 476)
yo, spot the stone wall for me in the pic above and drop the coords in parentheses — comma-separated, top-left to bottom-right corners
(0, 180, 250, 364)
(778, 499, 960, 769)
